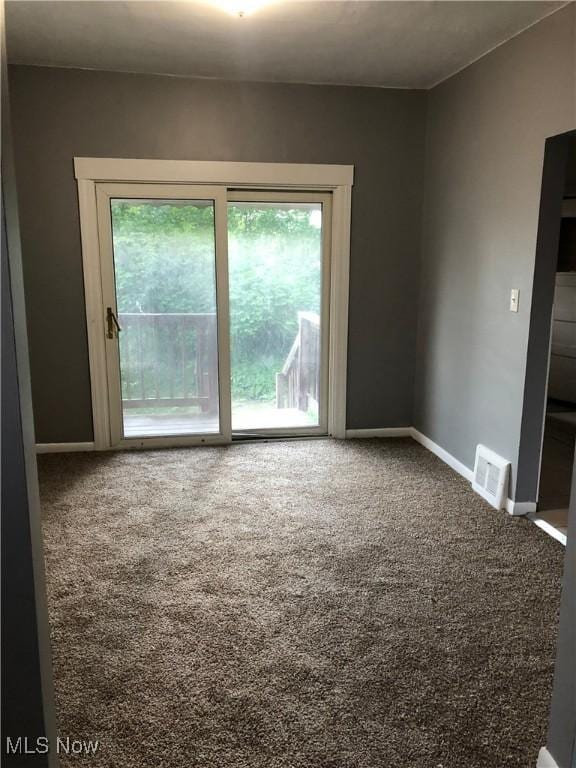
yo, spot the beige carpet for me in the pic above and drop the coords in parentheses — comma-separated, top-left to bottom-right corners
(38, 438, 564, 768)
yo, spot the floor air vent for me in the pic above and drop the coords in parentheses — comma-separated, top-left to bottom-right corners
(472, 445, 510, 510)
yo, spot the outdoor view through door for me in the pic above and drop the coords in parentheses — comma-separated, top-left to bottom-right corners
(108, 192, 328, 440)
(111, 198, 221, 438)
(228, 200, 325, 432)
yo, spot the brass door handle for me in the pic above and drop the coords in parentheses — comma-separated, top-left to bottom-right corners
(106, 307, 122, 339)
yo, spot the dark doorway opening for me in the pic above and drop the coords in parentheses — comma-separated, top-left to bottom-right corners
(517, 130, 576, 544)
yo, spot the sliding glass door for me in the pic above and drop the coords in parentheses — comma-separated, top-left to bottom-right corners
(96, 184, 231, 446)
(227, 192, 331, 435)
(95, 185, 330, 446)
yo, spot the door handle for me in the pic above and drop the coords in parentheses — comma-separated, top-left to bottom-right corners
(106, 307, 122, 339)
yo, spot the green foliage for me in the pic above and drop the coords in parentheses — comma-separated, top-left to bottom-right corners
(112, 201, 216, 314)
(111, 200, 321, 402)
(231, 357, 284, 402)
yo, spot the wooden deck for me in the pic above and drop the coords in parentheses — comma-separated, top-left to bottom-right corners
(123, 402, 317, 437)
(119, 311, 322, 439)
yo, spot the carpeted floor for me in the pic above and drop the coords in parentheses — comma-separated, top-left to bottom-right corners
(38, 438, 565, 768)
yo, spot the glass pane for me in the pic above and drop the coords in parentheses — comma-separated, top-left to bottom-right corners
(228, 201, 323, 431)
(110, 198, 220, 438)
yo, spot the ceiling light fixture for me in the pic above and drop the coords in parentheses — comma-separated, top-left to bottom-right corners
(213, 0, 271, 17)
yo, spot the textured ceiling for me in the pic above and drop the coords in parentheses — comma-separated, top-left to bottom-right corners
(5, 1, 566, 89)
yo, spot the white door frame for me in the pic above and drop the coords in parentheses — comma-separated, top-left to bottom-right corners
(75, 158, 354, 449)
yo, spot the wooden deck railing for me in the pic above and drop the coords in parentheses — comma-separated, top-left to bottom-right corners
(118, 312, 218, 413)
(120, 310, 320, 416)
(276, 312, 320, 411)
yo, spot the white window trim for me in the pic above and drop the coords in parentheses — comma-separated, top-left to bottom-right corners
(75, 158, 353, 448)
(74, 158, 353, 189)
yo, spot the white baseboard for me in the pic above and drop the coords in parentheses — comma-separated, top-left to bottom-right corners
(410, 428, 536, 516)
(410, 428, 474, 482)
(506, 498, 537, 516)
(345, 427, 412, 438)
(537, 747, 559, 768)
(36, 442, 95, 454)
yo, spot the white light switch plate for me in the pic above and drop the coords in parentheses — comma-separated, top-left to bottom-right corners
(510, 288, 519, 312)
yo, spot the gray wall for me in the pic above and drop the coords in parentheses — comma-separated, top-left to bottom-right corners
(1, 2, 57, 759)
(8, 65, 427, 443)
(1, 187, 50, 768)
(414, 4, 576, 498)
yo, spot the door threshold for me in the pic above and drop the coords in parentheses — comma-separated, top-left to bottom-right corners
(232, 432, 330, 444)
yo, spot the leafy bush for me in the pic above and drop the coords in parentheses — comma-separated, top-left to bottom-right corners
(111, 200, 321, 402)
